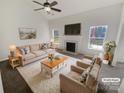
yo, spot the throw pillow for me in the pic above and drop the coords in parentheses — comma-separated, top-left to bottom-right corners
(90, 63, 100, 79)
(24, 47, 30, 54)
(40, 44, 44, 49)
(20, 47, 30, 55)
(20, 48, 25, 55)
(91, 56, 97, 65)
(47, 43, 51, 48)
(80, 67, 91, 83)
(42, 43, 47, 49)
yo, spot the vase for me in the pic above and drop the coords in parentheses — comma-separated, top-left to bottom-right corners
(48, 57, 52, 62)
(104, 52, 109, 60)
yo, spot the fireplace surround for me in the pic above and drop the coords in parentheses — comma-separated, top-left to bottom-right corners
(65, 41, 78, 53)
(66, 42, 76, 52)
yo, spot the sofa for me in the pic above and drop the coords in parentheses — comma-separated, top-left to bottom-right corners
(59, 57, 101, 93)
(16, 43, 55, 66)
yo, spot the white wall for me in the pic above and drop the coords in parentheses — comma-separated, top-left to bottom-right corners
(0, 0, 50, 60)
(117, 4, 124, 62)
(113, 4, 124, 65)
(49, 4, 122, 56)
(117, 24, 124, 62)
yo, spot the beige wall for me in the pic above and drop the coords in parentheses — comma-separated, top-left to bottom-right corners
(0, 0, 50, 60)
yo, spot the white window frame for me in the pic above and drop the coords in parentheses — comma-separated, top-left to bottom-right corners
(88, 25, 108, 51)
(52, 29, 59, 44)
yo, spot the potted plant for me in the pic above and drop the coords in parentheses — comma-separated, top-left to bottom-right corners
(103, 41, 116, 64)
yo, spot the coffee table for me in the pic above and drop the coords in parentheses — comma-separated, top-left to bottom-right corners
(41, 56, 68, 77)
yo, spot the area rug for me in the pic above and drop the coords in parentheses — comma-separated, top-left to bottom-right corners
(17, 53, 80, 93)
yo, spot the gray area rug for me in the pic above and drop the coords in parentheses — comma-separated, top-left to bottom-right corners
(17, 51, 124, 93)
(17, 53, 80, 93)
(98, 63, 124, 93)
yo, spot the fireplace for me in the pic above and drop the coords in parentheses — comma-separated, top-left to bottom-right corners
(66, 42, 76, 52)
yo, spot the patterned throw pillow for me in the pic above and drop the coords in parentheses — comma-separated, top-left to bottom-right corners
(20, 47, 30, 55)
(20, 48, 25, 55)
(47, 43, 51, 48)
(40, 44, 44, 49)
(80, 67, 91, 83)
(24, 47, 30, 54)
(42, 43, 48, 49)
(91, 56, 97, 65)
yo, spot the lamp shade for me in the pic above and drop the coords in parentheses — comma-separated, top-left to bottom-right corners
(50, 39, 54, 42)
(9, 45, 16, 51)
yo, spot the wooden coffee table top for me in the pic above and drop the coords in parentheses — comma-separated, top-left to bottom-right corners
(41, 56, 68, 69)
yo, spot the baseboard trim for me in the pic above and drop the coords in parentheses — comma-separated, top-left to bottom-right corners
(117, 61, 124, 64)
(0, 58, 8, 62)
(118, 59, 124, 63)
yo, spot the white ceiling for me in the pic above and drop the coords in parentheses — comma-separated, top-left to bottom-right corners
(27, 0, 124, 20)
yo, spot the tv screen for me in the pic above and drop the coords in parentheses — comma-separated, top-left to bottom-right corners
(64, 23, 81, 35)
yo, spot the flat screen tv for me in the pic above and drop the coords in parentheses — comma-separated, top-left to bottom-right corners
(64, 23, 81, 35)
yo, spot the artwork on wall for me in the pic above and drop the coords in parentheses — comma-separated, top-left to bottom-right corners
(19, 28, 37, 40)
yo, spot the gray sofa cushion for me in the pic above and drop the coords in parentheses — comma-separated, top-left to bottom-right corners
(22, 53, 36, 61)
(30, 44, 40, 51)
(81, 58, 93, 65)
(32, 50, 47, 57)
(45, 49, 55, 53)
(67, 71, 81, 81)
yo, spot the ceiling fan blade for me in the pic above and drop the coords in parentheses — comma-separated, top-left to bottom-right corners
(34, 8, 44, 11)
(50, 1, 58, 6)
(32, 1, 43, 6)
(51, 8, 61, 12)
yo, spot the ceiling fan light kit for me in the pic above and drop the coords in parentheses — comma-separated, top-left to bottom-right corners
(33, 0, 62, 14)
(44, 7, 51, 12)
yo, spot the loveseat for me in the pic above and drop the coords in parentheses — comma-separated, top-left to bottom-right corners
(59, 57, 101, 93)
(16, 43, 55, 66)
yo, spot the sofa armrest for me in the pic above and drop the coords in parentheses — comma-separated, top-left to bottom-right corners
(59, 74, 92, 93)
(71, 65, 85, 74)
(77, 61, 91, 69)
(16, 53, 22, 57)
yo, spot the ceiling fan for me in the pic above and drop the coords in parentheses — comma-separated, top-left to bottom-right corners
(32, 0, 62, 13)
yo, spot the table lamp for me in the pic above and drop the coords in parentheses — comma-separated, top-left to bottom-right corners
(50, 38, 54, 47)
(9, 45, 16, 57)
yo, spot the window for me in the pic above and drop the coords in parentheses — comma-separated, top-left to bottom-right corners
(52, 30, 59, 43)
(88, 25, 108, 50)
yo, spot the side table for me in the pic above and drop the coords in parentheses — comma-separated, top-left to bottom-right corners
(8, 56, 20, 69)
